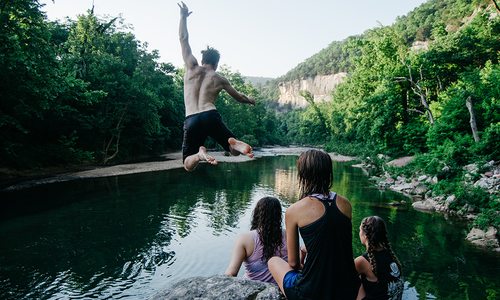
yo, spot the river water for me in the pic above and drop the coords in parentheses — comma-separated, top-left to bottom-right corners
(0, 155, 498, 299)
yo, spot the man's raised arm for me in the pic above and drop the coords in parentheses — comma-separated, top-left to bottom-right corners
(178, 2, 197, 68)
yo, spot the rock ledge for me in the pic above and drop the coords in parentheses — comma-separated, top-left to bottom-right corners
(151, 275, 284, 300)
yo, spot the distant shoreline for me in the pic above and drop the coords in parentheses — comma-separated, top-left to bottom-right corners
(1, 146, 357, 192)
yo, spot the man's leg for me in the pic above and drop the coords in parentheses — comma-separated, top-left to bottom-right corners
(184, 146, 217, 172)
(207, 111, 254, 159)
(183, 113, 219, 171)
(228, 137, 254, 158)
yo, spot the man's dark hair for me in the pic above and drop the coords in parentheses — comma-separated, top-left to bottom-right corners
(201, 46, 220, 67)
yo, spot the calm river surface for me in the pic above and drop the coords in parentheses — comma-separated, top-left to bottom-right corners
(0, 155, 499, 299)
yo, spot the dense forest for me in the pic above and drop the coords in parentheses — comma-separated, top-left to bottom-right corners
(0, 0, 281, 170)
(276, 0, 499, 229)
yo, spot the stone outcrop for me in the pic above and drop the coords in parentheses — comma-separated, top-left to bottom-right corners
(387, 156, 414, 167)
(151, 275, 284, 300)
(277, 73, 347, 107)
(371, 159, 500, 251)
(410, 41, 429, 52)
(466, 227, 500, 252)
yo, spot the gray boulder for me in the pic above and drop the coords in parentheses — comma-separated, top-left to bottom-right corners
(152, 275, 284, 300)
(412, 199, 438, 211)
(413, 183, 429, 196)
(463, 163, 479, 174)
(466, 227, 500, 251)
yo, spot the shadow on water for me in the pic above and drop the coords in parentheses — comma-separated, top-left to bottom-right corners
(0, 156, 498, 299)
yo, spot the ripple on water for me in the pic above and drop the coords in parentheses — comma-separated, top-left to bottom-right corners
(35, 240, 178, 299)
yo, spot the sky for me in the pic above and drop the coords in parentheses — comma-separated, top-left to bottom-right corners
(39, 0, 428, 78)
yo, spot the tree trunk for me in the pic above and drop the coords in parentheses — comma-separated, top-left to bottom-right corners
(492, 0, 500, 12)
(102, 107, 128, 164)
(399, 83, 409, 125)
(465, 96, 480, 142)
(419, 93, 434, 125)
(394, 64, 434, 125)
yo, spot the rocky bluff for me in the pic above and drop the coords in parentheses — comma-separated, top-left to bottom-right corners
(277, 72, 347, 107)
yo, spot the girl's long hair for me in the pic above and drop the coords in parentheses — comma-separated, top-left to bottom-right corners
(250, 197, 284, 262)
(297, 149, 333, 198)
(361, 216, 402, 276)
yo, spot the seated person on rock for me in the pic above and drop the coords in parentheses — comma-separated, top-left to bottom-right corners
(355, 216, 404, 300)
(268, 149, 360, 299)
(225, 197, 288, 284)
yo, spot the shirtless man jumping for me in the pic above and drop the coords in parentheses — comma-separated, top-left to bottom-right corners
(178, 2, 255, 172)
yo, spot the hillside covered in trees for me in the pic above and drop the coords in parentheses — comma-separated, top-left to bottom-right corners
(276, 0, 499, 229)
(277, 0, 498, 82)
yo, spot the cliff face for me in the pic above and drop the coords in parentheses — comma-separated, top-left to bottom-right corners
(277, 72, 347, 107)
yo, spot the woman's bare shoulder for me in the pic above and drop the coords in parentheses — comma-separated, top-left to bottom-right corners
(336, 194, 352, 219)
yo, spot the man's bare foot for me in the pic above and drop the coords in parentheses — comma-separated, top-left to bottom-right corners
(228, 138, 254, 158)
(198, 146, 217, 165)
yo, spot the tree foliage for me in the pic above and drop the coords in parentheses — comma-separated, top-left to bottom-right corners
(279, 0, 498, 160)
(275, 0, 498, 227)
(0, 1, 283, 169)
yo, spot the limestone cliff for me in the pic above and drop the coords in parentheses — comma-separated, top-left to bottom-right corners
(277, 72, 347, 107)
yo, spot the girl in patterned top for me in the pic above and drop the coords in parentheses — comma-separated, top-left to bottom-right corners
(355, 216, 404, 300)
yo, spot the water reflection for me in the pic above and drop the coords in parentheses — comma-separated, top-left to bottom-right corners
(274, 168, 300, 202)
(0, 156, 498, 300)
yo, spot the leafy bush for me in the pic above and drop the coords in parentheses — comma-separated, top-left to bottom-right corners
(474, 208, 500, 230)
(475, 122, 500, 160)
(450, 183, 491, 211)
(431, 179, 460, 197)
(401, 121, 429, 155)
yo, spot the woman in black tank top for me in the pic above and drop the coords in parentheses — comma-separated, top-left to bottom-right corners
(355, 216, 404, 300)
(268, 150, 360, 299)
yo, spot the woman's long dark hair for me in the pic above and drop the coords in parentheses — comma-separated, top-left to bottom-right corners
(361, 216, 402, 276)
(250, 197, 284, 262)
(297, 149, 333, 198)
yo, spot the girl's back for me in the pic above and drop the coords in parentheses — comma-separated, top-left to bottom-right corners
(360, 249, 403, 300)
(290, 193, 359, 299)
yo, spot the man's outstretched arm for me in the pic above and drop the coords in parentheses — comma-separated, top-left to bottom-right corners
(221, 78, 256, 105)
(178, 2, 197, 68)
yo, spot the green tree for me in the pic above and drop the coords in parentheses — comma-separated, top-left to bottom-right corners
(61, 11, 184, 164)
(0, 0, 63, 167)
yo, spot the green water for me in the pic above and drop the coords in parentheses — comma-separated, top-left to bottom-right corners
(0, 156, 498, 299)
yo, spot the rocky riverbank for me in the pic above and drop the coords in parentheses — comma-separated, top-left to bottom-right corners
(369, 158, 500, 252)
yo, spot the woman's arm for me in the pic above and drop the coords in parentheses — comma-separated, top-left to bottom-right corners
(224, 234, 248, 276)
(355, 255, 378, 282)
(354, 256, 368, 275)
(285, 206, 301, 270)
(299, 245, 307, 268)
(355, 256, 368, 300)
(356, 284, 366, 300)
